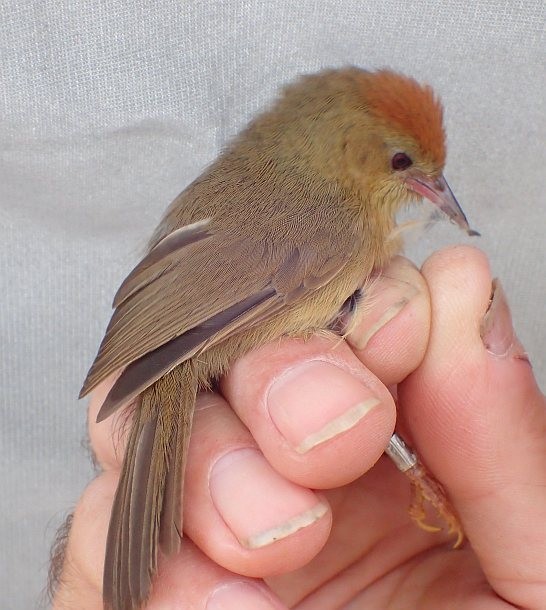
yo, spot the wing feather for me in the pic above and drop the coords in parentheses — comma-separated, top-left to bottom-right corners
(82, 219, 356, 404)
(80, 236, 271, 397)
(96, 286, 277, 421)
(113, 219, 213, 308)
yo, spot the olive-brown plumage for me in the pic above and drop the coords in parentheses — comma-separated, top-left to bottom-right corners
(80, 67, 476, 610)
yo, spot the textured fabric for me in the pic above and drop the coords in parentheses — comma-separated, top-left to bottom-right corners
(0, 1, 544, 606)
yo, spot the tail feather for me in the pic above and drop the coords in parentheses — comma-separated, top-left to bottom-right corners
(159, 362, 197, 554)
(103, 362, 198, 610)
(128, 415, 158, 603)
(104, 411, 140, 609)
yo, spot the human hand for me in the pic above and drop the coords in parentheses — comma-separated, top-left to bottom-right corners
(52, 247, 546, 609)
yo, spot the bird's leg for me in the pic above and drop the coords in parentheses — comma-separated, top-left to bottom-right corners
(386, 434, 464, 548)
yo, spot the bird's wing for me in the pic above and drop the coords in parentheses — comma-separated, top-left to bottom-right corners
(81, 217, 353, 419)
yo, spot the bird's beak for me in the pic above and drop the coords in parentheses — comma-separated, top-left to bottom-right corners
(406, 174, 480, 237)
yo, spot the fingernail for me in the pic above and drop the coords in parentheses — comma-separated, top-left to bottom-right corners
(210, 448, 328, 548)
(480, 279, 528, 360)
(207, 582, 286, 610)
(351, 259, 419, 350)
(268, 361, 381, 453)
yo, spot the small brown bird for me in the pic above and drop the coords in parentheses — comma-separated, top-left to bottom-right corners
(80, 67, 477, 610)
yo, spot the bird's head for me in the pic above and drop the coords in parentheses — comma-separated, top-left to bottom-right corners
(266, 68, 478, 236)
(344, 69, 478, 236)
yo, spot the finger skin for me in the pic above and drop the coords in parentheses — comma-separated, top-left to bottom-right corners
(399, 246, 546, 609)
(52, 475, 112, 610)
(221, 334, 397, 490)
(53, 471, 289, 610)
(347, 255, 431, 386)
(184, 393, 333, 577)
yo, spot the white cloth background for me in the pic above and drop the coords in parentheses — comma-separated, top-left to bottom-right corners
(1, 1, 544, 607)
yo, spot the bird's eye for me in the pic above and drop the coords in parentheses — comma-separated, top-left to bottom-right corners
(391, 152, 413, 171)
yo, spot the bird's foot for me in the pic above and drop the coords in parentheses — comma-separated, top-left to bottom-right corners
(406, 462, 465, 548)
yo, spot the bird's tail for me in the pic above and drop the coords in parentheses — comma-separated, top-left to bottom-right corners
(103, 360, 198, 610)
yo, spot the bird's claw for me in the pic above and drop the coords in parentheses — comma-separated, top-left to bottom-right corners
(408, 499, 442, 533)
(406, 462, 465, 548)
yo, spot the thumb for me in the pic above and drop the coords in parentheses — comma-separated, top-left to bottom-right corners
(398, 246, 546, 610)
